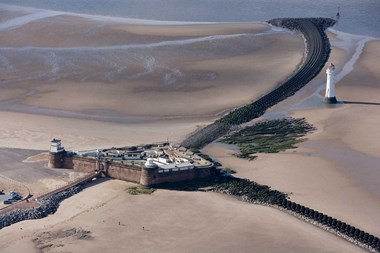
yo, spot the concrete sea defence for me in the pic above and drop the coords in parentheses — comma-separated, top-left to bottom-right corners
(182, 17, 336, 149)
(0, 172, 98, 229)
(0, 185, 83, 229)
(213, 178, 380, 252)
(275, 199, 380, 253)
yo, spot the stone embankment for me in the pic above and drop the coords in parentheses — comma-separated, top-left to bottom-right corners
(0, 185, 83, 229)
(274, 200, 380, 253)
(182, 18, 336, 149)
(213, 181, 380, 253)
(0, 172, 98, 229)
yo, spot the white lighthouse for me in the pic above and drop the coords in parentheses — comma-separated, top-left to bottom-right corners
(324, 63, 338, 104)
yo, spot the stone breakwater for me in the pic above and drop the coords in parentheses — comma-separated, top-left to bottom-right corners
(182, 17, 336, 149)
(213, 185, 380, 253)
(0, 185, 83, 229)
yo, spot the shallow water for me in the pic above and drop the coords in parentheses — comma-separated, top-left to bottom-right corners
(0, 0, 379, 37)
(0, 32, 269, 84)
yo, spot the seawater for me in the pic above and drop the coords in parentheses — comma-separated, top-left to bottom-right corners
(0, 0, 379, 38)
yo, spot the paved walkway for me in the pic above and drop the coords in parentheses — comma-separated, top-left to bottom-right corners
(0, 172, 98, 216)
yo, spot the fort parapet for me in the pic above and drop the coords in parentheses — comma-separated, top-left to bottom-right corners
(48, 140, 214, 186)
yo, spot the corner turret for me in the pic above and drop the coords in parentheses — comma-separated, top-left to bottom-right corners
(140, 159, 158, 186)
(48, 139, 65, 168)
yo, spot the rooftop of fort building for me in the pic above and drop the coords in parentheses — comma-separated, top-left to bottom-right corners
(71, 143, 213, 172)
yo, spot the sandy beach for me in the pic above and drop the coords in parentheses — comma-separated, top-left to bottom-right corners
(0, 180, 365, 253)
(0, 8, 303, 149)
(0, 5, 379, 253)
(0, 21, 303, 119)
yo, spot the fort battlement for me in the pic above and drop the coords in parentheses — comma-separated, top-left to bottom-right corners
(48, 140, 214, 186)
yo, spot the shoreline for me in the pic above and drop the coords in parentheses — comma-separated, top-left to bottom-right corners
(0, 6, 375, 127)
(0, 5, 379, 253)
(1, 3, 379, 40)
(0, 11, 304, 125)
(0, 21, 374, 126)
(0, 3, 270, 26)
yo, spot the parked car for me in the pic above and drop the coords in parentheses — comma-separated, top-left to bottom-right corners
(10, 192, 21, 200)
(3, 198, 16, 204)
(2, 192, 21, 204)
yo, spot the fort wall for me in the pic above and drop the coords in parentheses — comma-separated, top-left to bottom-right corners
(69, 157, 98, 173)
(52, 152, 214, 186)
(142, 167, 214, 185)
(107, 163, 142, 184)
(62, 156, 74, 169)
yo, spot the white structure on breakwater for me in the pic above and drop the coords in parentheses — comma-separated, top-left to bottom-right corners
(50, 139, 64, 153)
(324, 63, 338, 104)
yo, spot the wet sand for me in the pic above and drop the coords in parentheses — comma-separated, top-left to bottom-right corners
(0, 20, 303, 119)
(0, 7, 304, 149)
(204, 37, 380, 239)
(0, 5, 377, 253)
(17, 34, 301, 118)
(0, 180, 365, 253)
(0, 109, 215, 151)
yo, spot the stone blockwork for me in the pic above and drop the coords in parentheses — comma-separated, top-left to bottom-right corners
(57, 153, 214, 186)
(147, 167, 214, 185)
(48, 152, 64, 168)
(107, 163, 142, 184)
(72, 158, 97, 173)
(63, 156, 74, 169)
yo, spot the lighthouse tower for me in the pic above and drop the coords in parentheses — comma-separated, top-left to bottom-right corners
(48, 138, 65, 168)
(324, 63, 338, 104)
